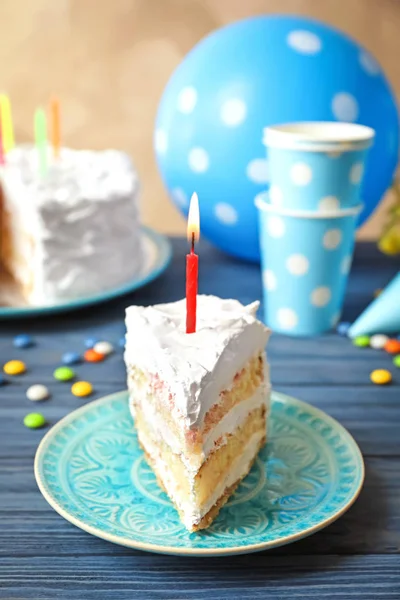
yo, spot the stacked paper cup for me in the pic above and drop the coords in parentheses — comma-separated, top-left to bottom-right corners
(256, 122, 375, 336)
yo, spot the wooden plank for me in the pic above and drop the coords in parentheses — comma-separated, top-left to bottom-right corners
(0, 555, 399, 599)
(1, 385, 399, 458)
(0, 456, 398, 557)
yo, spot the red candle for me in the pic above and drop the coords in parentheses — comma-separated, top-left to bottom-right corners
(186, 193, 200, 334)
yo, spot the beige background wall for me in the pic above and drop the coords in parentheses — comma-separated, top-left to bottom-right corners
(1, 0, 399, 239)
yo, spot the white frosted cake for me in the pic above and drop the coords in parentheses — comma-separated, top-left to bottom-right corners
(124, 295, 271, 531)
(0, 145, 143, 305)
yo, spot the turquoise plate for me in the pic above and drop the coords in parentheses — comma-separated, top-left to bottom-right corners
(0, 227, 171, 319)
(35, 390, 364, 557)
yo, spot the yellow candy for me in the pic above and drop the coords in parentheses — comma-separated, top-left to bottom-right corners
(370, 369, 392, 385)
(4, 359, 26, 375)
(71, 381, 93, 397)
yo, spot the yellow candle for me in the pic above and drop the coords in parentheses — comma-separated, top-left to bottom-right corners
(0, 94, 15, 153)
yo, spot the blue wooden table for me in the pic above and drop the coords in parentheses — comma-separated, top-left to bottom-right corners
(0, 238, 399, 599)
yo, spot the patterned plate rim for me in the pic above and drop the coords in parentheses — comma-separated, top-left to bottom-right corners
(34, 390, 365, 557)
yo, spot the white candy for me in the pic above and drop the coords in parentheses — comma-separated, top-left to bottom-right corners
(94, 341, 114, 356)
(26, 384, 50, 402)
(369, 334, 389, 350)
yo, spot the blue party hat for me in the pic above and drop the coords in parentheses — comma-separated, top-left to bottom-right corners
(348, 272, 400, 337)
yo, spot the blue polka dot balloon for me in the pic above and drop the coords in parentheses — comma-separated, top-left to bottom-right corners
(155, 16, 399, 262)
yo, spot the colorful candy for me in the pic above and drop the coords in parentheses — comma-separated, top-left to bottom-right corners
(393, 355, 400, 368)
(84, 349, 104, 363)
(370, 369, 392, 385)
(62, 351, 81, 366)
(369, 334, 389, 350)
(71, 381, 93, 397)
(337, 322, 351, 336)
(26, 384, 50, 402)
(53, 366, 75, 381)
(4, 360, 26, 375)
(119, 336, 126, 348)
(353, 335, 370, 348)
(13, 334, 34, 348)
(384, 339, 400, 354)
(84, 338, 98, 349)
(93, 341, 113, 356)
(23, 412, 46, 429)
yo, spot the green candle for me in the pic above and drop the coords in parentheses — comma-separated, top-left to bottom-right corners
(34, 108, 47, 176)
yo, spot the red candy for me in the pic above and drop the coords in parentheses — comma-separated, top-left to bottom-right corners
(84, 349, 105, 363)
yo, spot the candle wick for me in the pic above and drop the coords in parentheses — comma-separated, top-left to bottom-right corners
(191, 232, 195, 255)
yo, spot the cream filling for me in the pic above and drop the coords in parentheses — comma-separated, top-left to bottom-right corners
(129, 383, 269, 471)
(138, 428, 265, 530)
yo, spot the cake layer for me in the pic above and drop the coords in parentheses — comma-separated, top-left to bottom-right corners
(0, 145, 144, 305)
(128, 351, 270, 468)
(135, 404, 267, 530)
(125, 296, 271, 428)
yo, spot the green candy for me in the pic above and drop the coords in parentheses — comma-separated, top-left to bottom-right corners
(53, 366, 75, 381)
(353, 335, 370, 348)
(24, 412, 46, 429)
(393, 354, 400, 368)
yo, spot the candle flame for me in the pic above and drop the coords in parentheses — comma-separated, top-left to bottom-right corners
(187, 192, 200, 243)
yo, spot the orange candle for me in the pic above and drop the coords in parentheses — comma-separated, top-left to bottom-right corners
(50, 97, 61, 159)
(186, 193, 200, 334)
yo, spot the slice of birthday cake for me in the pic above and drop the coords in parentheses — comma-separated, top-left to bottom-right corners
(0, 145, 143, 305)
(124, 295, 271, 532)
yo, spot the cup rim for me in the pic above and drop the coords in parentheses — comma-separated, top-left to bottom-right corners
(263, 121, 375, 152)
(255, 192, 363, 218)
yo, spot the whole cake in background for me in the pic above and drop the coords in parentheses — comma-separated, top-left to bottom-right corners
(0, 145, 143, 306)
(124, 295, 271, 532)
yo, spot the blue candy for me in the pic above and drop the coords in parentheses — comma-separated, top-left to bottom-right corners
(337, 322, 351, 336)
(62, 351, 81, 366)
(84, 338, 98, 349)
(119, 336, 126, 348)
(13, 334, 34, 348)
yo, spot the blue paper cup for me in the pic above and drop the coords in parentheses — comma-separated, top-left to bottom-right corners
(255, 193, 363, 336)
(263, 122, 374, 212)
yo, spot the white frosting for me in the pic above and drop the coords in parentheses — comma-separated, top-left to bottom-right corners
(130, 382, 269, 472)
(125, 296, 271, 428)
(0, 144, 143, 305)
(139, 428, 265, 529)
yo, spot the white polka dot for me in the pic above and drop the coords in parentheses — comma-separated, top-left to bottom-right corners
(290, 162, 312, 186)
(359, 51, 380, 76)
(171, 187, 188, 208)
(269, 185, 283, 206)
(277, 308, 299, 330)
(267, 215, 286, 238)
(331, 311, 341, 327)
(287, 30, 322, 55)
(246, 158, 269, 184)
(332, 92, 359, 122)
(220, 98, 247, 126)
(318, 196, 340, 211)
(341, 254, 352, 275)
(155, 129, 167, 154)
(214, 202, 238, 225)
(177, 86, 197, 114)
(311, 286, 331, 307)
(188, 147, 209, 173)
(350, 162, 364, 184)
(286, 254, 309, 276)
(323, 229, 342, 250)
(263, 269, 277, 291)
